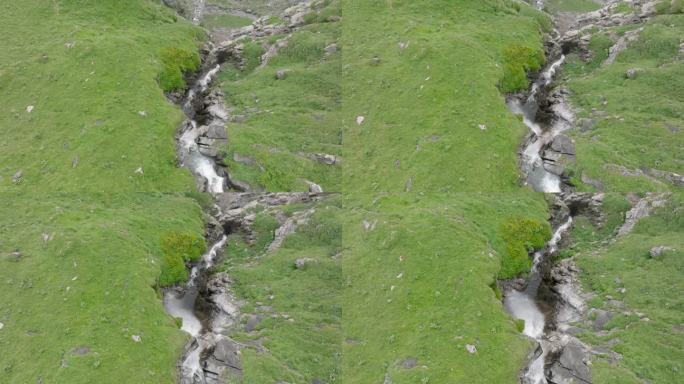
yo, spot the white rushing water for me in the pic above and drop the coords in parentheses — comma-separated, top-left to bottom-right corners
(504, 216, 573, 384)
(164, 235, 228, 382)
(510, 55, 569, 193)
(164, 235, 228, 336)
(178, 63, 227, 194)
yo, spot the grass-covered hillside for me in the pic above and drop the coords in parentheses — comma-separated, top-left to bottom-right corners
(0, 1, 206, 382)
(219, 0, 341, 192)
(563, 10, 684, 192)
(565, 192, 684, 383)
(343, 0, 551, 195)
(340, 1, 554, 382)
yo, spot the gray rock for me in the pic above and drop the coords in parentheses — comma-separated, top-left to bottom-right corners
(206, 124, 228, 140)
(203, 338, 242, 377)
(295, 258, 315, 270)
(405, 177, 413, 192)
(276, 69, 291, 80)
(550, 134, 576, 155)
(71, 346, 91, 355)
(649, 245, 674, 259)
(593, 309, 614, 331)
(324, 43, 338, 56)
(400, 357, 418, 368)
(244, 316, 261, 332)
(547, 340, 592, 384)
(12, 170, 22, 184)
(625, 68, 643, 79)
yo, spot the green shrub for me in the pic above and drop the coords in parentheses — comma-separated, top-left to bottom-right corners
(161, 232, 206, 262)
(499, 218, 551, 278)
(515, 319, 526, 333)
(158, 232, 206, 287)
(157, 47, 201, 92)
(499, 44, 545, 93)
(159, 251, 189, 287)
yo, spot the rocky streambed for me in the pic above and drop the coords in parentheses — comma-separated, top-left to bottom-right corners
(160, 1, 326, 382)
(502, 1, 663, 382)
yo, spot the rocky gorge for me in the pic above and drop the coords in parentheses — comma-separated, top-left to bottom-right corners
(159, 1, 334, 382)
(501, 1, 675, 383)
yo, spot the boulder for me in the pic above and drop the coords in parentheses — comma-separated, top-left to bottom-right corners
(276, 69, 291, 80)
(400, 357, 418, 368)
(625, 68, 643, 79)
(547, 339, 592, 384)
(295, 257, 316, 270)
(649, 245, 674, 259)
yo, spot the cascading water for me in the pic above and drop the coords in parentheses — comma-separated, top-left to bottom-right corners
(504, 216, 573, 384)
(508, 54, 570, 193)
(177, 62, 226, 194)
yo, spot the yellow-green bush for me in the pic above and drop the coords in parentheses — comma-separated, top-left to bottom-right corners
(499, 218, 551, 278)
(159, 232, 206, 286)
(500, 44, 545, 93)
(158, 47, 201, 92)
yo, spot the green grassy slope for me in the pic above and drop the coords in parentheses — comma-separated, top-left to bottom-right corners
(571, 193, 684, 383)
(563, 13, 684, 192)
(0, 0, 203, 193)
(219, 1, 341, 192)
(342, 193, 552, 383)
(343, 0, 549, 195)
(0, 1, 206, 382)
(340, 1, 553, 382)
(0, 193, 203, 383)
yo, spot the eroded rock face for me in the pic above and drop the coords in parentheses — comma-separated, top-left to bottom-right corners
(547, 339, 592, 384)
(542, 134, 576, 176)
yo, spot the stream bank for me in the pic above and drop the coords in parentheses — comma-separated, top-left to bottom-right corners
(502, 1, 663, 382)
(160, 1, 325, 382)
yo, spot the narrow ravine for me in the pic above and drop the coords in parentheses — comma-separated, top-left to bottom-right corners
(503, 2, 661, 381)
(507, 38, 573, 193)
(160, 2, 320, 382)
(503, 213, 574, 384)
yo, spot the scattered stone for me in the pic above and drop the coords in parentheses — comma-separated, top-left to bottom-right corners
(12, 170, 22, 184)
(0, 322, 4, 330)
(276, 69, 291, 80)
(400, 357, 418, 368)
(306, 180, 323, 193)
(465, 344, 477, 354)
(134, 167, 144, 175)
(71, 156, 79, 168)
(324, 43, 338, 56)
(71, 346, 91, 355)
(356, 116, 365, 125)
(244, 316, 261, 332)
(593, 309, 614, 331)
(649, 245, 674, 259)
(398, 41, 409, 51)
(363, 219, 377, 232)
(405, 177, 413, 192)
(137, 110, 147, 117)
(131, 335, 141, 342)
(478, 124, 487, 130)
(64, 41, 75, 49)
(26, 105, 34, 113)
(625, 68, 643, 79)
(384, 372, 393, 384)
(294, 258, 315, 270)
